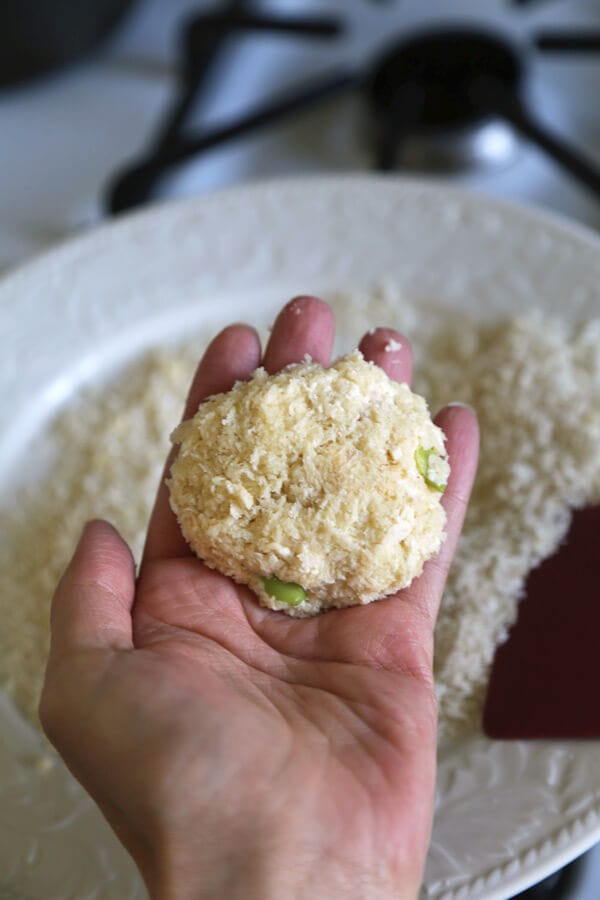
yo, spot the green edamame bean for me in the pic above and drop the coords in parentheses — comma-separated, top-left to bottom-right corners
(261, 576, 306, 607)
(415, 446, 447, 493)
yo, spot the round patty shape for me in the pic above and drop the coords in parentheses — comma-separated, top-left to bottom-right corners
(168, 351, 449, 616)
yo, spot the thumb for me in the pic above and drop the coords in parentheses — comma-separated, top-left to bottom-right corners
(47, 519, 135, 663)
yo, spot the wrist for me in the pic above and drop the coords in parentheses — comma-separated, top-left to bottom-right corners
(150, 838, 421, 900)
(150, 827, 293, 900)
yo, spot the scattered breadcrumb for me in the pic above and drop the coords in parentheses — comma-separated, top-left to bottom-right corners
(0, 347, 198, 725)
(384, 338, 402, 352)
(1, 287, 599, 744)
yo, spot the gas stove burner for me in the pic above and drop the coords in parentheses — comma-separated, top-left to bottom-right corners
(106, 4, 600, 214)
(368, 29, 522, 172)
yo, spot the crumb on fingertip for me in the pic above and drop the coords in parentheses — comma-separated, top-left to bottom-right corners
(384, 338, 403, 352)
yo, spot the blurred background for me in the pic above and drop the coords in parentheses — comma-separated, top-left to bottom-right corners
(1, 1, 600, 896)
(2, 0, 600, 275)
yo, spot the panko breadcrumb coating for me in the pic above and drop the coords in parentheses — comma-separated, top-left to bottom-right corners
(168, 351, 449, 615)
(4, 304, 599, 737)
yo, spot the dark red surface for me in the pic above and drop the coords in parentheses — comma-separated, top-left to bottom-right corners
(483, 505, 600, 739)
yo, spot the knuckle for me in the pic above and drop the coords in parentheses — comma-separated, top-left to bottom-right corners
(38, 682, 61, 742)
(38, 668, 71, 747)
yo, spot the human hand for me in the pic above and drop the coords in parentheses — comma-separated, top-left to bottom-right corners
(40, 296, 479, 900)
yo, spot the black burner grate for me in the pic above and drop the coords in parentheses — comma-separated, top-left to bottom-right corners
(105, 1, 600, 213)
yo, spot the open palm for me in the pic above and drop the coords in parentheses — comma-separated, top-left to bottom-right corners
(41, 297, 478, 900)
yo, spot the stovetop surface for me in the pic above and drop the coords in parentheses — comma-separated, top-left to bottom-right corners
(2, 0, 600, 273)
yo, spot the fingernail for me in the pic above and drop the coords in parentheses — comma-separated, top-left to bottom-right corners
(445, 401, 476, 412)
(444, 400, 477, 417)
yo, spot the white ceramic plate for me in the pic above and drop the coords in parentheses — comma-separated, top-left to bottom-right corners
(1, 177, 599, 900)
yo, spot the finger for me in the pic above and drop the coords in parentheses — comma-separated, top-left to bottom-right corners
(142, 324, 261, 565)
(262, 295, 335, 373)
(407, 403, 479, 623)
(333, 403, 478, 673)
(181, 323, 262, 419)
(358, 328, 413, 384)
(47, 519, 135, 664)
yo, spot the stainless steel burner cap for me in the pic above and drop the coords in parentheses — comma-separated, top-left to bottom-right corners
(393, 118, 519, 172)
(368, 26, 525, 173)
